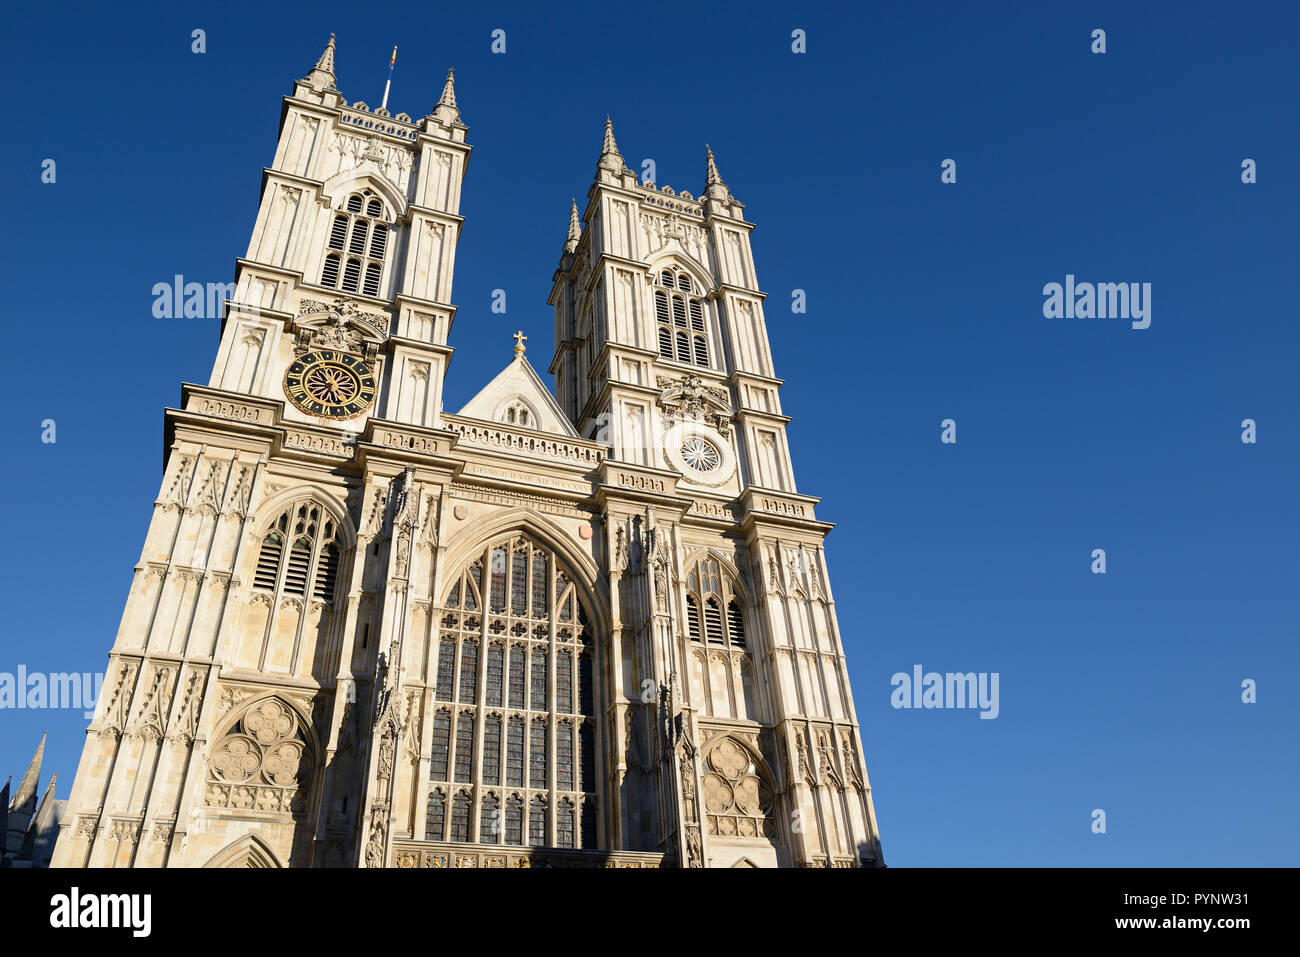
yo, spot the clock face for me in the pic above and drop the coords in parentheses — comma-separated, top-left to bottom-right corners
(283, 350, 377, 419)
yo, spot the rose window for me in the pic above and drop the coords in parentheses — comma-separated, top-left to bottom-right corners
(680, 437, 721, 472)
(205, 696, 314, 817)
(700, 737, 776, 839)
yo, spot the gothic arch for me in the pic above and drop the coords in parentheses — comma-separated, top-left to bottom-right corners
(645, 250, 714, 294)
(440, 507, 608, 638)
(430, 531, 605, 850)
(251, 485, 357, 552)
(203, 694, 321, 820)
(679, 545, 755, 609)
(493, 396, 540, 429)
(203, 832, 283, 868)
(697, 733, 779, 842)
(319, 169, 407, 220)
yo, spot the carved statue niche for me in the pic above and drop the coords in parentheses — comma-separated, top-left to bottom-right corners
(292, 296, 390, 365)
(655, 374, 734, 437)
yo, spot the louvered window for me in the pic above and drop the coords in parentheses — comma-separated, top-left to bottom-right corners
(251, 504, 344, 638)
(658, 326, 673, 359)
(319, 190, 391, 298)
(283, 539, 311, 595)
(341, 258, 361, 293)
(312, 543, 339, 601)
(369, 224, 388, 260)
(686, 595, 701, 640)
(704, 598, 724, 643)
(320, 254, 340, 287)
(348, 221, 369, 256)
(727, 601, 746, 648)
(653, 267, 711, 368)
(254, 533, 282, 589)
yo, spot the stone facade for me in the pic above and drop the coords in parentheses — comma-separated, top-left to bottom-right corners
(51, 36, 884, 869)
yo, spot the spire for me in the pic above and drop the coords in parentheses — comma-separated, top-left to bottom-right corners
(439, 68, 457, 109)
(704, 143, 731, 201)
(305, 33, 338, 92)
(564, 198, 581, 253)
(598, 114, 626, 173)
(430, 68, 462, 124)
(12, 733, 44, 812)
(315, 33, 336, 74)
(705, 144, 723, 186)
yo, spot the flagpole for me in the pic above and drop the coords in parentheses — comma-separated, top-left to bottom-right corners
(380, 45, 397, 111)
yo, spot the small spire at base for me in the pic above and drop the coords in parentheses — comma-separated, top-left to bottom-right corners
(314, 33, 336, 74)
(439, 68, 457, 109)
(564, 198, 581, 253)
(704, 143, 731, 201)
(598, 115, 626, 173)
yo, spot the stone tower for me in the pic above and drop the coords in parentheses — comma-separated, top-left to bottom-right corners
(52, 36, 883, 869)
(547, 120, 883, 867)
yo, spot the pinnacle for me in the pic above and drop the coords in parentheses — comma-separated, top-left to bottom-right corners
(705, 143, 723, 186)
(314, 33, 336, 74)
(439, 68, 457, 109)
(598, 115, 626, 173)
(564, 198, 581, 253)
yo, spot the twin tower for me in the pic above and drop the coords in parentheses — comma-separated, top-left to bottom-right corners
(52, 35, 884, 868)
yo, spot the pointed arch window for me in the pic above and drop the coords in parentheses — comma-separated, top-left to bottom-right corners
(683, 553, 754, 719)
(654, 267, 712, 368)
(430, 534, 602, 850)
(319, 189, 393, 298)
(252, 501, 344, 606)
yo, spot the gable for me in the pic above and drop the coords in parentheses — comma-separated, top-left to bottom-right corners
(456, 355, 579, 437)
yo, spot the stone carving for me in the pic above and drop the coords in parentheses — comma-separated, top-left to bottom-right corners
(295, 296, 389, 360)
(365, 802, 387, 868)
(205, 698, 313, 817)
(656, 374, 733, 437)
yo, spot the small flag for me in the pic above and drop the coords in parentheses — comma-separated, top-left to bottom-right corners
(380, 45, 397, 111)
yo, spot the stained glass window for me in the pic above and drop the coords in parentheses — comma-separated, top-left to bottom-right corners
(425, 790, 445, 841)
(435, 535, 602, 851)
(430, 710, 450, 782)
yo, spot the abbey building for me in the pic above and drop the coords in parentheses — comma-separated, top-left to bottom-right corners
(51, 36, 884, 868)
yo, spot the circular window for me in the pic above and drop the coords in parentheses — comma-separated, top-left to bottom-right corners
(663, 422, 735, 487)
(680, 436, 721, 472)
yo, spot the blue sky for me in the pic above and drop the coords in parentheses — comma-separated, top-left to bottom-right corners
(2, 1, 1297, 865)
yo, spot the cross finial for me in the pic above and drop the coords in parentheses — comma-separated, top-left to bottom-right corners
(513, 330, 527, 356)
